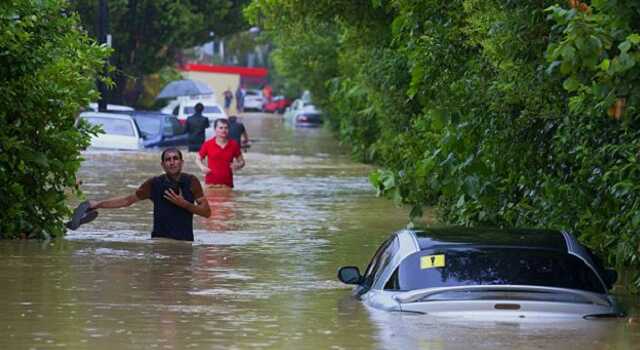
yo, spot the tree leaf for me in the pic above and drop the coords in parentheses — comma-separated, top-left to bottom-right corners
(562, 76, 580, 92)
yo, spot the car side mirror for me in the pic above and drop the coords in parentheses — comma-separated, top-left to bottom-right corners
(603, 268, 618, 289)
(337, 266, 362, 285)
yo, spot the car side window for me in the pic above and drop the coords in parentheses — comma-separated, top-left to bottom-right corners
(172, 106, 179, 116)
(163, 118, 174, 136)
(362, 236, 398, 289)
(168, 117, 182, 134)
(384, 268, 400, 290)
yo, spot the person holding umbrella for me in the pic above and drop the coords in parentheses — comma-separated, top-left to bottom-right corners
(223, 87, 233, 115)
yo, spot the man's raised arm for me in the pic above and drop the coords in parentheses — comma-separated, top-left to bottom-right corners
(90, 194, 140, 210)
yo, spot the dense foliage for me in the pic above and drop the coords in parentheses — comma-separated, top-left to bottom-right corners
(248, 0, 640, 287)
(0, 0, 109, 239)
(71, 0, 250, 107)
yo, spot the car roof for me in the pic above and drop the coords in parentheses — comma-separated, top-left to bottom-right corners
(407, 226, 568, 252)
(182, 99, 221, 107)
(130, 111, 172, 117)
(79, 111, 135, 121)
(88, 103, 134, 111)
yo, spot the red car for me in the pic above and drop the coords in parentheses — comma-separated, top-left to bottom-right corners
(263, 95, 291, 114)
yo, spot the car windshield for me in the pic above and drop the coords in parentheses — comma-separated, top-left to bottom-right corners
(393, 248, 605, 294)
(133, 116, 161, 136)
(84, 117, 135, 137)
(185, 105, 221, 114)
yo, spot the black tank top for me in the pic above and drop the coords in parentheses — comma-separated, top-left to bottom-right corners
(150, 174, 196, 241)
(228, 121, 245, 145)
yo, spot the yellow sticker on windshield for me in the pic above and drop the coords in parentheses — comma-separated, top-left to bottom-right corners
(420, 254, 445, 269)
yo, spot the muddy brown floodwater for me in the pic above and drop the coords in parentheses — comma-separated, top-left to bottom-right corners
(1, 114, 638, 349)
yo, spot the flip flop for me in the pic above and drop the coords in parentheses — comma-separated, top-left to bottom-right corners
(78, 209, 98, 226)
(65, 201, 93, 230)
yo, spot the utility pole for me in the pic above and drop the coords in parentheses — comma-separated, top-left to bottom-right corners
(97, 0, 110, 112)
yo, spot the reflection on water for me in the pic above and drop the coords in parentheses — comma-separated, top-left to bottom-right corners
(202, 188, 237, 231)
(0, 114, 638, 349)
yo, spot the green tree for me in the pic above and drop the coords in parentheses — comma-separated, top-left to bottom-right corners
(0, 0, 109, 239)
(71, 0, 251, 107)
(249, 0, 640, 287)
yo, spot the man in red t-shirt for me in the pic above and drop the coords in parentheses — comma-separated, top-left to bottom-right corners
(196, 118, 245, 188)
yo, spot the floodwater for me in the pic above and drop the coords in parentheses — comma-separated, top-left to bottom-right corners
(1, 114, 639, 349)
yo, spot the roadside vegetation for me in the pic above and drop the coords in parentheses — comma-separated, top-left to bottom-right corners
(0, 0, 109, 239)
(247, 0, 640, 289)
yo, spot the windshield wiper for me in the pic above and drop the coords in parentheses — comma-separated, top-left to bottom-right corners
(394, 285, 611, 306)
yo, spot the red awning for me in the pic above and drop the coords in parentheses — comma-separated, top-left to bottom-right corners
(180, 64, 268, 78)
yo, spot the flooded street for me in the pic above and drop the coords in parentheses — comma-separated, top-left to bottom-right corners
(1, 114, 639, 349)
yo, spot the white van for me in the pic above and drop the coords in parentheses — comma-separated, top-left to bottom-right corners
(160, 97, 227, 139)
(161, 98, 227, 123)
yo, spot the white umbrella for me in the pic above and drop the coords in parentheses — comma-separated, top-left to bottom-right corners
(156, 79, 213, 99)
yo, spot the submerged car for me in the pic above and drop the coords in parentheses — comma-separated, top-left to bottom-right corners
(129, 111, 187, 148)
(283, 99, 323, 126)
(338, 226, 623, 321)
(78, 112, 143, 150)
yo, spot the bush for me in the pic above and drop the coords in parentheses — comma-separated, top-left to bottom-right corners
(0, 0, 109, 239)
(250, 0, 640, 288)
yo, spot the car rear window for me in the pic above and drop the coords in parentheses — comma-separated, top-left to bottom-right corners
(391, 248, 605, 294)
(84, 117, 135, 137)
(185, 105, 222, 114)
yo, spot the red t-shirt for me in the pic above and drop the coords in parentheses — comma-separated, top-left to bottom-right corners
(198, 138, 241, 187)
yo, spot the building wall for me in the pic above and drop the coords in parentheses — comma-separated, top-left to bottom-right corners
(181, 71, 240, 114)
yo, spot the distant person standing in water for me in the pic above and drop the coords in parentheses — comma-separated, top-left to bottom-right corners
(223, 87, 233, 115)
(235, 85, 245, 114)
(88, 148, 211, 241)
(228, 115, 250, 152)
(196, 118, 245, 189)
(262, 84, 272, 103)
(184, 103, 210, 152)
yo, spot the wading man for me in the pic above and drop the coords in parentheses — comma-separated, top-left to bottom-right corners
(89, 148, 211, 241)
(228, 115, 250, 152)
(195, 118, 245, 189)
(185, 103, 210, 152)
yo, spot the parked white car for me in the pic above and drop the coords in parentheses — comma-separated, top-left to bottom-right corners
(283, 99, 323, 126)
(243, 90, 265, 112)
(78, 112, 143, 150)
